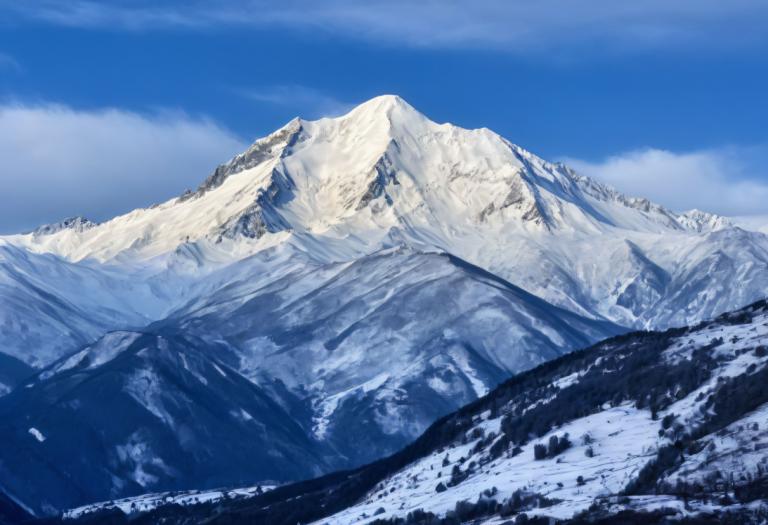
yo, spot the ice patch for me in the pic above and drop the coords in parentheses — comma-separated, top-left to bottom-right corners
(450, 347, 488, 397)
(124, 368, 174, 427)
(115, 433, 172, 488)
(64, 484, 276, 519)
(28, 427, 46, 442)
(230, 408, 254, 422)
(313, 373, 390, 439)
(212, 363, 227, 377)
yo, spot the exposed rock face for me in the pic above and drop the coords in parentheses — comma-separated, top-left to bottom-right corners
(31, 216, 96, 236)
(182, 119, 304, 201)
(217, 169, 294, 240)
(356, 150, 399, 210)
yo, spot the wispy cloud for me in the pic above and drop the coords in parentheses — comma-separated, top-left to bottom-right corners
(238, 85, 353, 119)
(6, 1, 768, 55)
(0, 103, 246, 233)
(563, 145, 768, 216)
(3, 1, 202, 30)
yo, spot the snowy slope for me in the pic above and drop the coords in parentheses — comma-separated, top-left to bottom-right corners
(0, 332, 335, 515)
(94, 300, 768, 524)
(732, 214, 768, 234)
(157, 247, 621, 465)
(312, 302, 768, 525)
(0, 242, 173, 367)
(0, 249, 620, 516)
(63, 484, 275, 520)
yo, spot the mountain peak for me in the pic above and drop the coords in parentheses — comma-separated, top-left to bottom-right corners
(350, 94, 414, 113)
(340, 94, 427, 131)
(7, 94, 749, 277)
(678, 208, 732, 232)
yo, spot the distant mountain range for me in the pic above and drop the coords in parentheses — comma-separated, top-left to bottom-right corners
(1, 95, 767, 518)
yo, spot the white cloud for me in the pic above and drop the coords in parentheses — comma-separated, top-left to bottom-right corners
(563, 146, 768, 216)
(0, 104, 246, 234)
(240, 85, 353, 119)
(7, 0, 768, 54)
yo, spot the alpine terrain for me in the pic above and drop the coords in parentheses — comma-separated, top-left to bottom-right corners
(1, 95, 767, 518)
(60, 300, 768, 524)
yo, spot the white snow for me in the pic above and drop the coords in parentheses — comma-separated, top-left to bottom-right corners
(28, 427, 46, 442)
(63, 484, 276, 520)
(212, 363, 227, 377)
(231, 408, 254, 422)
(41, 331, 141, 380)
(665, 403, 768, 490)
(123, 367, 175, 428)
(316, 405, 660, 524)
(115, 432, 173, 488)
(313, 372, 391, 439)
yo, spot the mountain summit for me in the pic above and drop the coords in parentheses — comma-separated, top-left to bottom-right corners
(5, 95, 764, 329)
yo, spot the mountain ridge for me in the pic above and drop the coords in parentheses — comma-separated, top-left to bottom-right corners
(0, 248, 622, 516)
(3, 95, 760, 333)
(6, 94, 730, 263)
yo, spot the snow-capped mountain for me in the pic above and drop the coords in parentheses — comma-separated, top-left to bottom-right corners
(1, 95, 768, 517)
(76, 300, 768, 524)
(4, 95, 767, 338)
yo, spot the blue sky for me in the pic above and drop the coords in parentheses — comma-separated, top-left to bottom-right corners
(1, 0, 767, 232)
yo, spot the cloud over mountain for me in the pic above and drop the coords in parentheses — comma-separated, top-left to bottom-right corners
(0, 104, 245, 233)
(564, 145, 768, 216)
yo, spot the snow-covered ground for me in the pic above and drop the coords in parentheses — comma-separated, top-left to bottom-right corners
(63, 485, 275, 520)
(310, 302, 768, 524)
(318, 405, 660, 524)
(665, 403, 768, 490)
